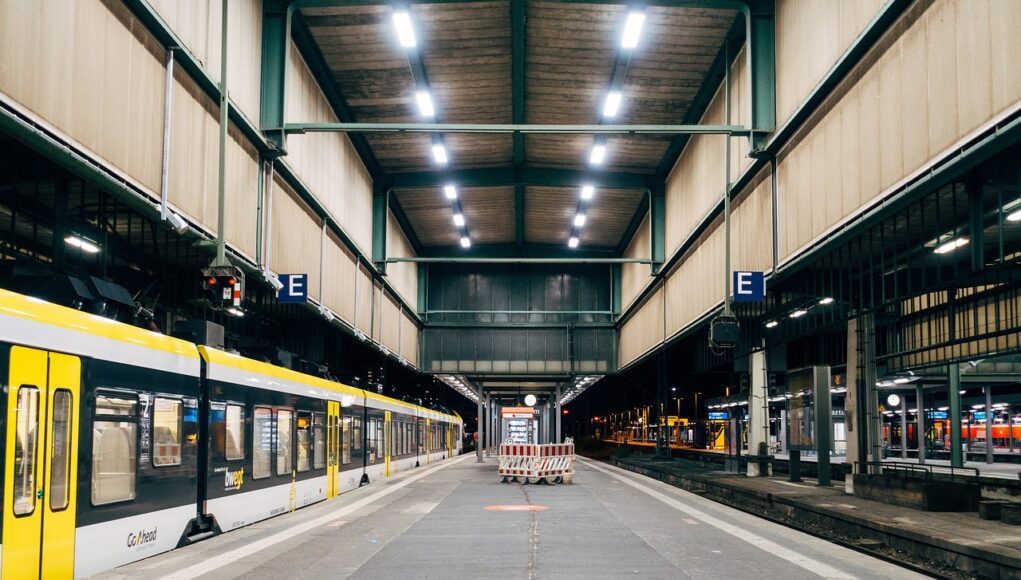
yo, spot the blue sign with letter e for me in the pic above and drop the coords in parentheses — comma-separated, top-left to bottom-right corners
(732, 271, 765, 302)
(278, 274, 309, 304)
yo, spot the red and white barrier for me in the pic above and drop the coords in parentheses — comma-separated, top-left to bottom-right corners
(498, 439, 574, 484)
(498, 443, 540, 478)
(534, 443, 575, 479)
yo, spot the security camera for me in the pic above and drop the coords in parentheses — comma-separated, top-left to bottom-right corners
(165, 211, 189, 235)
(264, 273, 284, 292)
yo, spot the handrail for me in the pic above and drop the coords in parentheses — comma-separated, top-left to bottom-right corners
(855, 461, 981, 483)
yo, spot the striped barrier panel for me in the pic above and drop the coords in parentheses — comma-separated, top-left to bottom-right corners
(498, 443, 539, 478)
(535, 443, 575, 479)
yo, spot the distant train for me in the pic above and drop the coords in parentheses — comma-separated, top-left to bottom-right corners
(0, 288, 462, 578)
(893, 421, 1021, 451)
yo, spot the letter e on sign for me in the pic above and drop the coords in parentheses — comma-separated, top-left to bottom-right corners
(277, 274, 309, 304)
(732, 271, 765, 302)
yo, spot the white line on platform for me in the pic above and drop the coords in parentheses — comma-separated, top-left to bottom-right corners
(580, 459, 856, 580)
(159, 455, 470, 580)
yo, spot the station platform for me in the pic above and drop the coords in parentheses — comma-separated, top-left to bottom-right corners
(92, 455, 921, 580)
(612, 453, 1021, 579)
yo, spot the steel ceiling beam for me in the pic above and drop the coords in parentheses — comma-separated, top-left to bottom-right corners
(285, 122, 748, 135)
(294, 0, 745, 8)
(387, 257, 651, 264)
(387, 166, 651, 190)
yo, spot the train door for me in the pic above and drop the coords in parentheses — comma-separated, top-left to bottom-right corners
(2, 346, 81, 579)
(326, 401, 340, 498)
(383, 411, 392, 478)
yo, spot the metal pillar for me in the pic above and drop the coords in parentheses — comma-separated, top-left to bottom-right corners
(814, 366, 832, 487)
(747, 349, 769, 476)
(555, 385, 562, 443)
(650, 184, 666, 275)
(212, 0, 231, 268)
(986, 385, 995, 465)
(916, 385, 926, 465)
(747, 0, 776, 151)
(948, 364, 964, 467)
(476, 394, 484, 463)
(899, 395, 908, 460)
(372, 185, 389, 273)
(259, 0, 290, 150)
(844, 319, 860, 482)
(1010, 405, 1015, 454)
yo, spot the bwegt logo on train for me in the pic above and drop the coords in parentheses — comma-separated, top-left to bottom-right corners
(127, 527, 158, 548)
(225, 466, 244, 491)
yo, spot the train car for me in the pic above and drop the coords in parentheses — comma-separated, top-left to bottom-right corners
(0, 288, 463, 578)
(0, 288, 203, 578)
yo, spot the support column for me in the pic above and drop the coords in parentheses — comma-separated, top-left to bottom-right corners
(899, 395, 908, 460)
(555, 385, 562, 443)
(649, 185, 666, 275)
(916, 385, 926, 465)
(986, 385, 995, 465)
(845, 319, 861, 480)
(476, 394, 484, 463)
(260, 0, 290, 151)
(747, 349, 769, 476)
(372, 185, 389, 274)
(948, 364, 964, 467)
(747, 0, 776, 151)
(813, 365, 832, 487)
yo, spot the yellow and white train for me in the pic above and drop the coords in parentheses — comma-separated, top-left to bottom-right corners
(0, 288, 462, 578)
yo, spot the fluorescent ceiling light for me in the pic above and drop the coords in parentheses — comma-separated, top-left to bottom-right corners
(933, 237, 968, 254)
(574, 214, 587, 227)
(444, 185, 458, 199)
(65, 235, 100, 254)
(893, 377, 911, 384)
(460, 236, 471, 248)
(226, 307, 245, 317)
(589, 144, 606, 165)
(453, 213, 465, 226)
(603, 91, 622, 117)
(580, 185, 595, 200)
(392, 11, 416, 48)
(819, 297, 834, 305)
(621, 11, 645, 49)
(764, 320, 778, 328)
(568, 236, 579, 248)
(432, 143, 448, 164)
(415, 90, 435, 117)
(1008, 209, 1021, 222)
(789, 309, 807, 319)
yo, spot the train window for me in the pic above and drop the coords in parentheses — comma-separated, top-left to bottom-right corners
(313, 413, 326, 469)
(13, 386, 40, 516)
(341, 416, 352, 465)
(252, 407, 272, 479)
(367, 419, 377, 462)
(276, 409, 293, 476)
(353, 417, 362, 452)
(296, 412, 311, 473)
(226, 404, 245, 460)
(152, 398, 182, 467)
(49, 390, 73, 511)
(92, 391, 138, 505)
